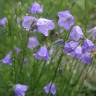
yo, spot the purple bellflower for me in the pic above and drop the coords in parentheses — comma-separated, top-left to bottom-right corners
(80, 39, 94, 64)
(27, 37, 39, 49)
(58, 10, 75, 31)
(82, 39, 94, 53)
(29, 2, 43, 14)
(80, 52, 92, 64)
(72, 45, 82, 59)
(43, 82, 56, 95)
(22, 16, 37, 31)
(34, 46, 49, 61)
(0, 17, 7, 27)
(64, 41, 79, 54)
(69, 25, 84, 41)
(14, 84, 28, 96)
(2, 51, 12, 65)
(37, 18, 55, 36)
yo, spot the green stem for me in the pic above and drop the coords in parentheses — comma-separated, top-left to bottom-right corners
(47, 53, 63, 96)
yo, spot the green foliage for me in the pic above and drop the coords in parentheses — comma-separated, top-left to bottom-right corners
(0, 0, 96, 96)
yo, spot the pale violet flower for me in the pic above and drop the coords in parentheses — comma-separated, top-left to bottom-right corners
(58, 10, 75, 31)
(27, 37, 39, 49)
(14, 84, 28, 96)
(2, 51, 12, 65)
(64, 41, 79, 54)
(29, 2, 43, 14)
(43, 82, 56, 95)
(80, 52, 92, 64)
(69, 25, 84, 41)
(37, 18, 55, 36)
(34, 46, 49, 60)
(0, 17, 7, 27)
(82, 39, 94, 52)
(22, 16, 37, 31)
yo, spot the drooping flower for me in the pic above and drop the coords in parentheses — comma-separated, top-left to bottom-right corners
(27, 37, 39, 49)
(64, 41, 79, 54)
(43, 82, 56, 95)
(37, 18, 55, 36)
(72, 45, 82, 59)
(29, 2, 43, 14)
(80, 52, 92, 64)
(69, 25, 84, 41)
(82, 39, 94, 53)
(58, 10, 75, 31)
(2, 51, 12, 65)
(0, 17, 7, 27)
(22, 16, 37, 31)
(14, 84, 28, 96)
(34, 46, 49, 60)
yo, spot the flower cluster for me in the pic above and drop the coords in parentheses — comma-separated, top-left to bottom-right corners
(63, 26, 94, 64)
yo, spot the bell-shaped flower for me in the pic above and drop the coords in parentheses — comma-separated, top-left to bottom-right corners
(80, 52, 92, 64)
(72, 45, 82, 59)
(37, 18, 55, 36)
(34, 46, 49, 61)
(2, 51, 12, 65)
(64, 41, 79, 54)
(14, 84, 28, 96)
(82, 39, 94, 53)
(29, 2, 43, 14)
(69, 25, 83, 41)
(58, 10, 75, 31)
(43, 82, 56, 95)
(0, 17, 7, 27)
(27, 37, 39, 49)
(22, 16, 37, 31)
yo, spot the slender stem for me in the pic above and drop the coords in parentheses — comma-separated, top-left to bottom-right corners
(47, 53, 63, 96)
(69, 64, 87, 96)
(62, 59, 77, 95)
(32, 61, 46, 93)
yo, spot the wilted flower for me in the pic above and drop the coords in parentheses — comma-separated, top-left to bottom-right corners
(64, 41, 79, 54)
(14, 84, 28, 96)
(82, 39, 94, 53)
(37, 18, 55, 36)
(27, 37, 39, 49)
(58, 10, 75, 31)
(2, 51, 12, 65)
(22, 16, 37, 31)
(0, 17, 7, 27)
(69, 26, 83, 41)
(43, 82, 56, 95)
(34, 46, 49, 60)
(29, 2, 43, 14)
